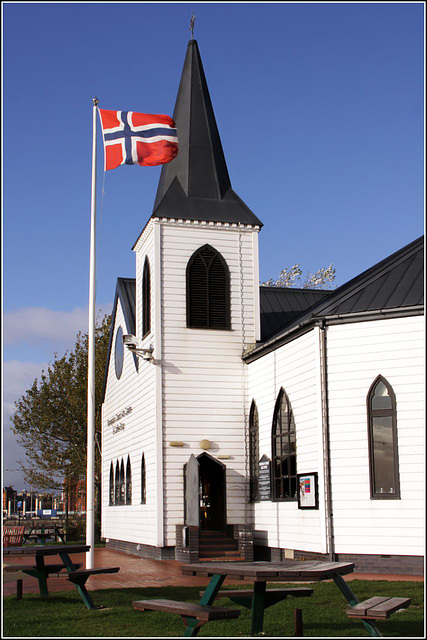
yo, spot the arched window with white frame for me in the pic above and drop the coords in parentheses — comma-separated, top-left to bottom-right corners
(367, 375, 400, 499)
(272, 388, 297, 501)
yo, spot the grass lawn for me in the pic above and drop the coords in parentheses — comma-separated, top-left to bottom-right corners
(2, 580, 424, 637)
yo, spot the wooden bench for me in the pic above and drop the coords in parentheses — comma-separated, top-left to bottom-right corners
(66, 566, 120, 587)
(346, 596, 411, 620)
(133, 598, 240, 633)
(204, 586, 313, 604)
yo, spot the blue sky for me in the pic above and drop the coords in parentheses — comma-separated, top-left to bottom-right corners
(2, 2, 425, 491)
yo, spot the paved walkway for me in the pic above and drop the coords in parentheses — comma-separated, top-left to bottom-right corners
(3, 546, 423, 598)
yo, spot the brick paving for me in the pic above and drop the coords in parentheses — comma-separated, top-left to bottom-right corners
(3, 546, 424, 598)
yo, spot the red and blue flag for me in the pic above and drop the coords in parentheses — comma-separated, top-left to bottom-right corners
(99, 109, 178, 170)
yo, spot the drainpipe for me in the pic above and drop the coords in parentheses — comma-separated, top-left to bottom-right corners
(318, 321, 335, 561)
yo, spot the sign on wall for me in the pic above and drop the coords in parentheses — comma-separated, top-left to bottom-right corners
(258, 455, 271, 501)
(297, 472, 319, 509)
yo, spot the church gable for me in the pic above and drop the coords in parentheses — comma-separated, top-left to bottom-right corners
(102, 277, 137, 403)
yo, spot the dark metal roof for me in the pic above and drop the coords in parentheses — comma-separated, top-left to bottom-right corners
(151, 40, 263, 227)
(101, 278, 137, 403)
(260, 287, 332, 341)
(312, 235, 424, 319)
(246, 236, 424, 362)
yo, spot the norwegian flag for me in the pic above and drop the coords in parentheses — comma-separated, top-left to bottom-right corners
(99, 109, 178, 170)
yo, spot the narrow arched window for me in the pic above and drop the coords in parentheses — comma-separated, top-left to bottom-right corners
(141, 454, 146, 504)
(109, 462, 114, 505)
(119, 459, 125, 505)
(367, 376, 400, 499)
(272, 389, 297, 501)
(142, 257, 151, 338)
(186, 245, 230, 329)
(125, 456, 132, 505)
(249, 401, 259, 502)
(115, 461, 120, 505)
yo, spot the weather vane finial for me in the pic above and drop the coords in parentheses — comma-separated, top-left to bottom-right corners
(189, 12, 195, 39)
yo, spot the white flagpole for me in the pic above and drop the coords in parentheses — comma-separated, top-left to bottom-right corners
(86, 96, 99, 569)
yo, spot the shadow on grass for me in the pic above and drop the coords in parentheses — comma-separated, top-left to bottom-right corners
(3, 581, 425, 638)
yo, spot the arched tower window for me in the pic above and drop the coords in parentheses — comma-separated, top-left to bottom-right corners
(186, 244, 230, 329)
(141, 454, 146, 504)
(109, 462, 114, 505)
(272, 388, 297, 501)
(367, 376, 400, 499)
(249, 401, 259, 502)
(126, 456, 132, 505)
(142, 257, 151, 338)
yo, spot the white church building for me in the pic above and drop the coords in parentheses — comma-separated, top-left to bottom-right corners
(101, 39, 424, 575)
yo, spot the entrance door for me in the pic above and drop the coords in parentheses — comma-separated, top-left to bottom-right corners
(198, 453, 226, 531)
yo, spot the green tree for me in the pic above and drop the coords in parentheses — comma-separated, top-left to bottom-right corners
(261, 264, 336, 289)
(11, 314, 111, 515)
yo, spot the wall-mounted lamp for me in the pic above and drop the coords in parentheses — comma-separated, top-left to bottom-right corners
(123, 334, 154, 362)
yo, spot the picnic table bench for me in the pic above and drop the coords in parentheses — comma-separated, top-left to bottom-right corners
(133, 599, 240, 634)
(203, 586, 313, 607)
(346, 596, 411, 620)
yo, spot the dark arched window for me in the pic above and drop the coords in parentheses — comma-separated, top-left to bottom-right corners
(115, 461, 120, 504)
(109, 462, 114, 505)
(142, 257, 151, 338)
(119, 459, 125, 505)
(126, 456, 132, 505)
(272, 389, 297, 501)
(186, 244, 230, 329)
(141, 454, 146, 504)
(249, 401, 259, 502)
(367, 376, 400, 499)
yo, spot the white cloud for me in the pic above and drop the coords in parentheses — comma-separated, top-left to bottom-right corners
(4, 304, 112, 348)
(3, 360, 47, 418)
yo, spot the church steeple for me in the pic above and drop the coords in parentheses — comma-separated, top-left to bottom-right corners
(152, 40, 263, 227)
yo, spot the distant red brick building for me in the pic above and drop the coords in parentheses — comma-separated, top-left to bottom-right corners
(61, 478, 86, 513)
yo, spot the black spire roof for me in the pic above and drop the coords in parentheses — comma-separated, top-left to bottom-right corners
(152, 40, 263, 227)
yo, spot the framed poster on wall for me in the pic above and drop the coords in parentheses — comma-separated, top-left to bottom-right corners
(297, 472, 319, 509)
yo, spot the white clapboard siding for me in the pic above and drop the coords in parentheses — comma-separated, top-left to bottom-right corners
(247, 329, 327, 553)
(102, 227, 160, 546)
(159, 222, 259, 545)
(326, 316, 425, 556)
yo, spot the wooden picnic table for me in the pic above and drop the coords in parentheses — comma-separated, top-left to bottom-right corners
(22, 524, 66, 545)
(3, 544, 120, 610)
(181, 560, 382, 637)
(3, 544, 93, 608)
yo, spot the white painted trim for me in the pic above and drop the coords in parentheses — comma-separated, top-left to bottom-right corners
(154, 221, 164, 547)
(314, 325, 328, 555)
(252, 231, 260, 342)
